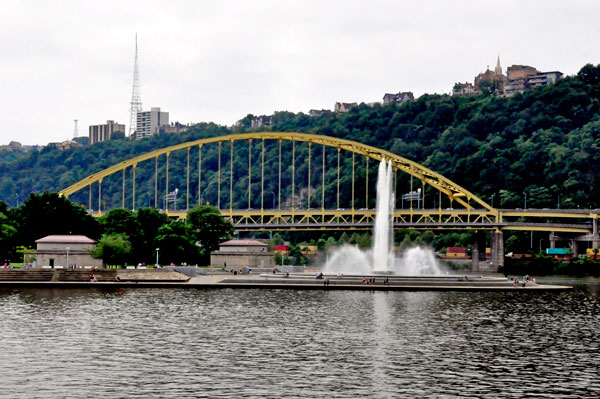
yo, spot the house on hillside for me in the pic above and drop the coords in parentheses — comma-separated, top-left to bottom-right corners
(251, 115, 273, 128)
(334, 102, 358, 113)
(382, 91, 415, 105)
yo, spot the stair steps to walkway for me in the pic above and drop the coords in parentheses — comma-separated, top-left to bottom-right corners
(57, 270, 117, 282)
(0, 270, 55, 281)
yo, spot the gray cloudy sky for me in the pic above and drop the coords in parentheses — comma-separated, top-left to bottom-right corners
(1, 0, 599, 145)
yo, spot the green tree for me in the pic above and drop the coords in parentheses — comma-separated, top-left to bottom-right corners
(100, 208, 141, 237)
(272, 233, 284, 245)
(136, 207, 169, 263)
(155, 221, 198, 265)
(339, 232, 350, 244)
(100, 208, 142, 262)
(92, 233, 132, 266)
(577, 63, 600, 85)
(185, 205, 234, 262)
(0, 212, 17, 262)
(15, 192, 100, 248)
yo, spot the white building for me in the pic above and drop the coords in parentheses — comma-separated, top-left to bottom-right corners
(134, 107, 169, 140)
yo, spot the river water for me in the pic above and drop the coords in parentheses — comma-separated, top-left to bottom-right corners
(0, 278, 599, 398)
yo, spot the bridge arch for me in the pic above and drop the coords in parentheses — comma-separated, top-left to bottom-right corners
(59, 132, 494, 216)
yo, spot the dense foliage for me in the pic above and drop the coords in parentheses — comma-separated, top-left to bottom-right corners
(0, 194, 233, 265)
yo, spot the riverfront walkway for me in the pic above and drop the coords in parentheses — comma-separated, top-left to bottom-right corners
(0, 269, 572, 291)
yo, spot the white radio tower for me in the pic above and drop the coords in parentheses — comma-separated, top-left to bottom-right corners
(73, 119, 79, 138)
(128, 34, 142, 138)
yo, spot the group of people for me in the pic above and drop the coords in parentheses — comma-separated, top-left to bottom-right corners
(361, 277, 390, 285)
(513, 275, 535, 287)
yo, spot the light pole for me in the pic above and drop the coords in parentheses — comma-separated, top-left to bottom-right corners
(156, 248, 160, 267)
(557, 194, 561, 209)
(66, 247, 70, 269)
(523, 191, 527, 209)
(530, 231, 533, 249)
(174, 188, 178, 211)
(271, 191, 276, 209)
(490, 193, 495, 208)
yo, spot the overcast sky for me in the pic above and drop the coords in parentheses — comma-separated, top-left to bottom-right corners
(1, 0, 599, 145)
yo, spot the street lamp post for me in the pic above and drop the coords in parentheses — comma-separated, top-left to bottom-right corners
(66, 247, 70, 269)
(490, 193, 495, 208)
(523, 191, 527, 209)
(174, 188, 178, 211)
(156, 248, 160, 267)
(557, 194, 561, 209)
(271, 191, 276, 209)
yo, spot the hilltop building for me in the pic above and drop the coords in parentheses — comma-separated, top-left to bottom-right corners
(134, 107, 169, 140)
(251, 115, 273, 128)
(89, 120, 126, 145)
(504, 66, 563, 96)
(160, 122, 189, 134)
(452, 82, 476, 96)
(473, 56, 506, 94)
(527, 71, 563, 88)
(334, 102, 358, 113)
(0, 141, 41, 152)
(47, 141, 83, 151)
(382, 91, 414, 105)
(308, 109, 332, 117)
(453, 56, 562, 97)
(504, 64, 539, 96)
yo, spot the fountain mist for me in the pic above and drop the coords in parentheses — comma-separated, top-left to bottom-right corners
(372, 159, 394, 272)
(323, 158, 442, 275)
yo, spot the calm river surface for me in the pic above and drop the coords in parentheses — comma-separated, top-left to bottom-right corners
(1, 278, 599, 398)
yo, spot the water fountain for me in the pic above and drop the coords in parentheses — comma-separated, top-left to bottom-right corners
(323, 158, 442, 276)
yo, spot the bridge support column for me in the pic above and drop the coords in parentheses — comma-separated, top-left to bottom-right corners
(471, 230, 486, 273)
(549, 232, 556, 249)
(571, 240, 579, 258)
(472, 241, 479, 273)
(490, 230, 504, 272)
(593, 218, 600, 249)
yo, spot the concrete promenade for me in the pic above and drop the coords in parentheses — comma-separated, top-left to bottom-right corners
(0, 270, 572, 292)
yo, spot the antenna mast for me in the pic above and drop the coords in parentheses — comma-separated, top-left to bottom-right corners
(73, 119, 79, 138)
(128, 34, 142, 138)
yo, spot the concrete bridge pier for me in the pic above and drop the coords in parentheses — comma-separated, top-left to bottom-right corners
(549, 232, 556, 249)
(593, 218, 600, 249)
(571, 240, 579, 258)
(489, 229, 504, 272)
(471, 230, 486, 272)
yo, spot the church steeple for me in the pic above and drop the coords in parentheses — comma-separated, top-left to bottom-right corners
(495, 54, 502, 76)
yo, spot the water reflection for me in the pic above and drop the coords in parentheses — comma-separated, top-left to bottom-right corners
(0, 282, 598, 398)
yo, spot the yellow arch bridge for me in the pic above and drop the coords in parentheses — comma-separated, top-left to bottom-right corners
(59, 132, 600, 265)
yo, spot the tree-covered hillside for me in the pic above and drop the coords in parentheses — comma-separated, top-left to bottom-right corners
(1, 63, 599, 210)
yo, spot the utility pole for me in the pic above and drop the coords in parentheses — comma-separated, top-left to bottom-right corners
(128, 34, 142, 139)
